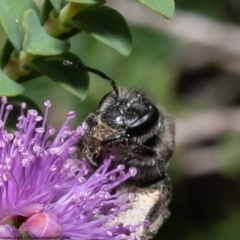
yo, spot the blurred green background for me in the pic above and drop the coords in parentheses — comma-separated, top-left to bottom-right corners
(1, 0, 240, 239)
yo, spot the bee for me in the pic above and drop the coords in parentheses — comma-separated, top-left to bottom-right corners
(63, 60, 175, 186)
(63, 60, 175, 237)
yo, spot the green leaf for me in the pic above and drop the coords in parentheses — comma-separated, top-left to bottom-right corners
(0, 40, 14, 69)
(58, 28, 81, 40)
(67, 5, 132, 56)
(138, 0, 175, 19)
(24, 53, 89, 101)
(0, 69, 25, 96)
(66, 0, 106, 4)
(40, 0, 54, 24)
(50, 0, 64, 13)
(0, 0, 39, 52)
(18, 70, 42, 83)
(40, 0, 64, 25)
(22, 9, 70, 55)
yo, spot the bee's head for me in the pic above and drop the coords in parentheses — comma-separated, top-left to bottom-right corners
(98, 88, 160, 137)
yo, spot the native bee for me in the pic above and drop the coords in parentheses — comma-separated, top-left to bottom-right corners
(63, 60, 175, 187)
(63, 60, 175, 238)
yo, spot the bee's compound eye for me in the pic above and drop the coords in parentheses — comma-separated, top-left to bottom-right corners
(126, 104, 159, 136)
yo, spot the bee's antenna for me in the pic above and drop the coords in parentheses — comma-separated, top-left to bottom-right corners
(63, 60, 119, 97)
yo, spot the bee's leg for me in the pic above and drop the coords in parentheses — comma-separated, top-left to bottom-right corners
(85, 147, 98, 167)
(78, 113, 99, 167)
(77, 113, 96, 153)
(101, 131, 126, 144)
(141, 177, 171, 239)
(85, 113, 98, 128)
(147, 176, 171, 223)
(77, 140, 98, 167)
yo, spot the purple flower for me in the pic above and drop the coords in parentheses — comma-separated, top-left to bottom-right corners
(0, 97, 148, 240)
